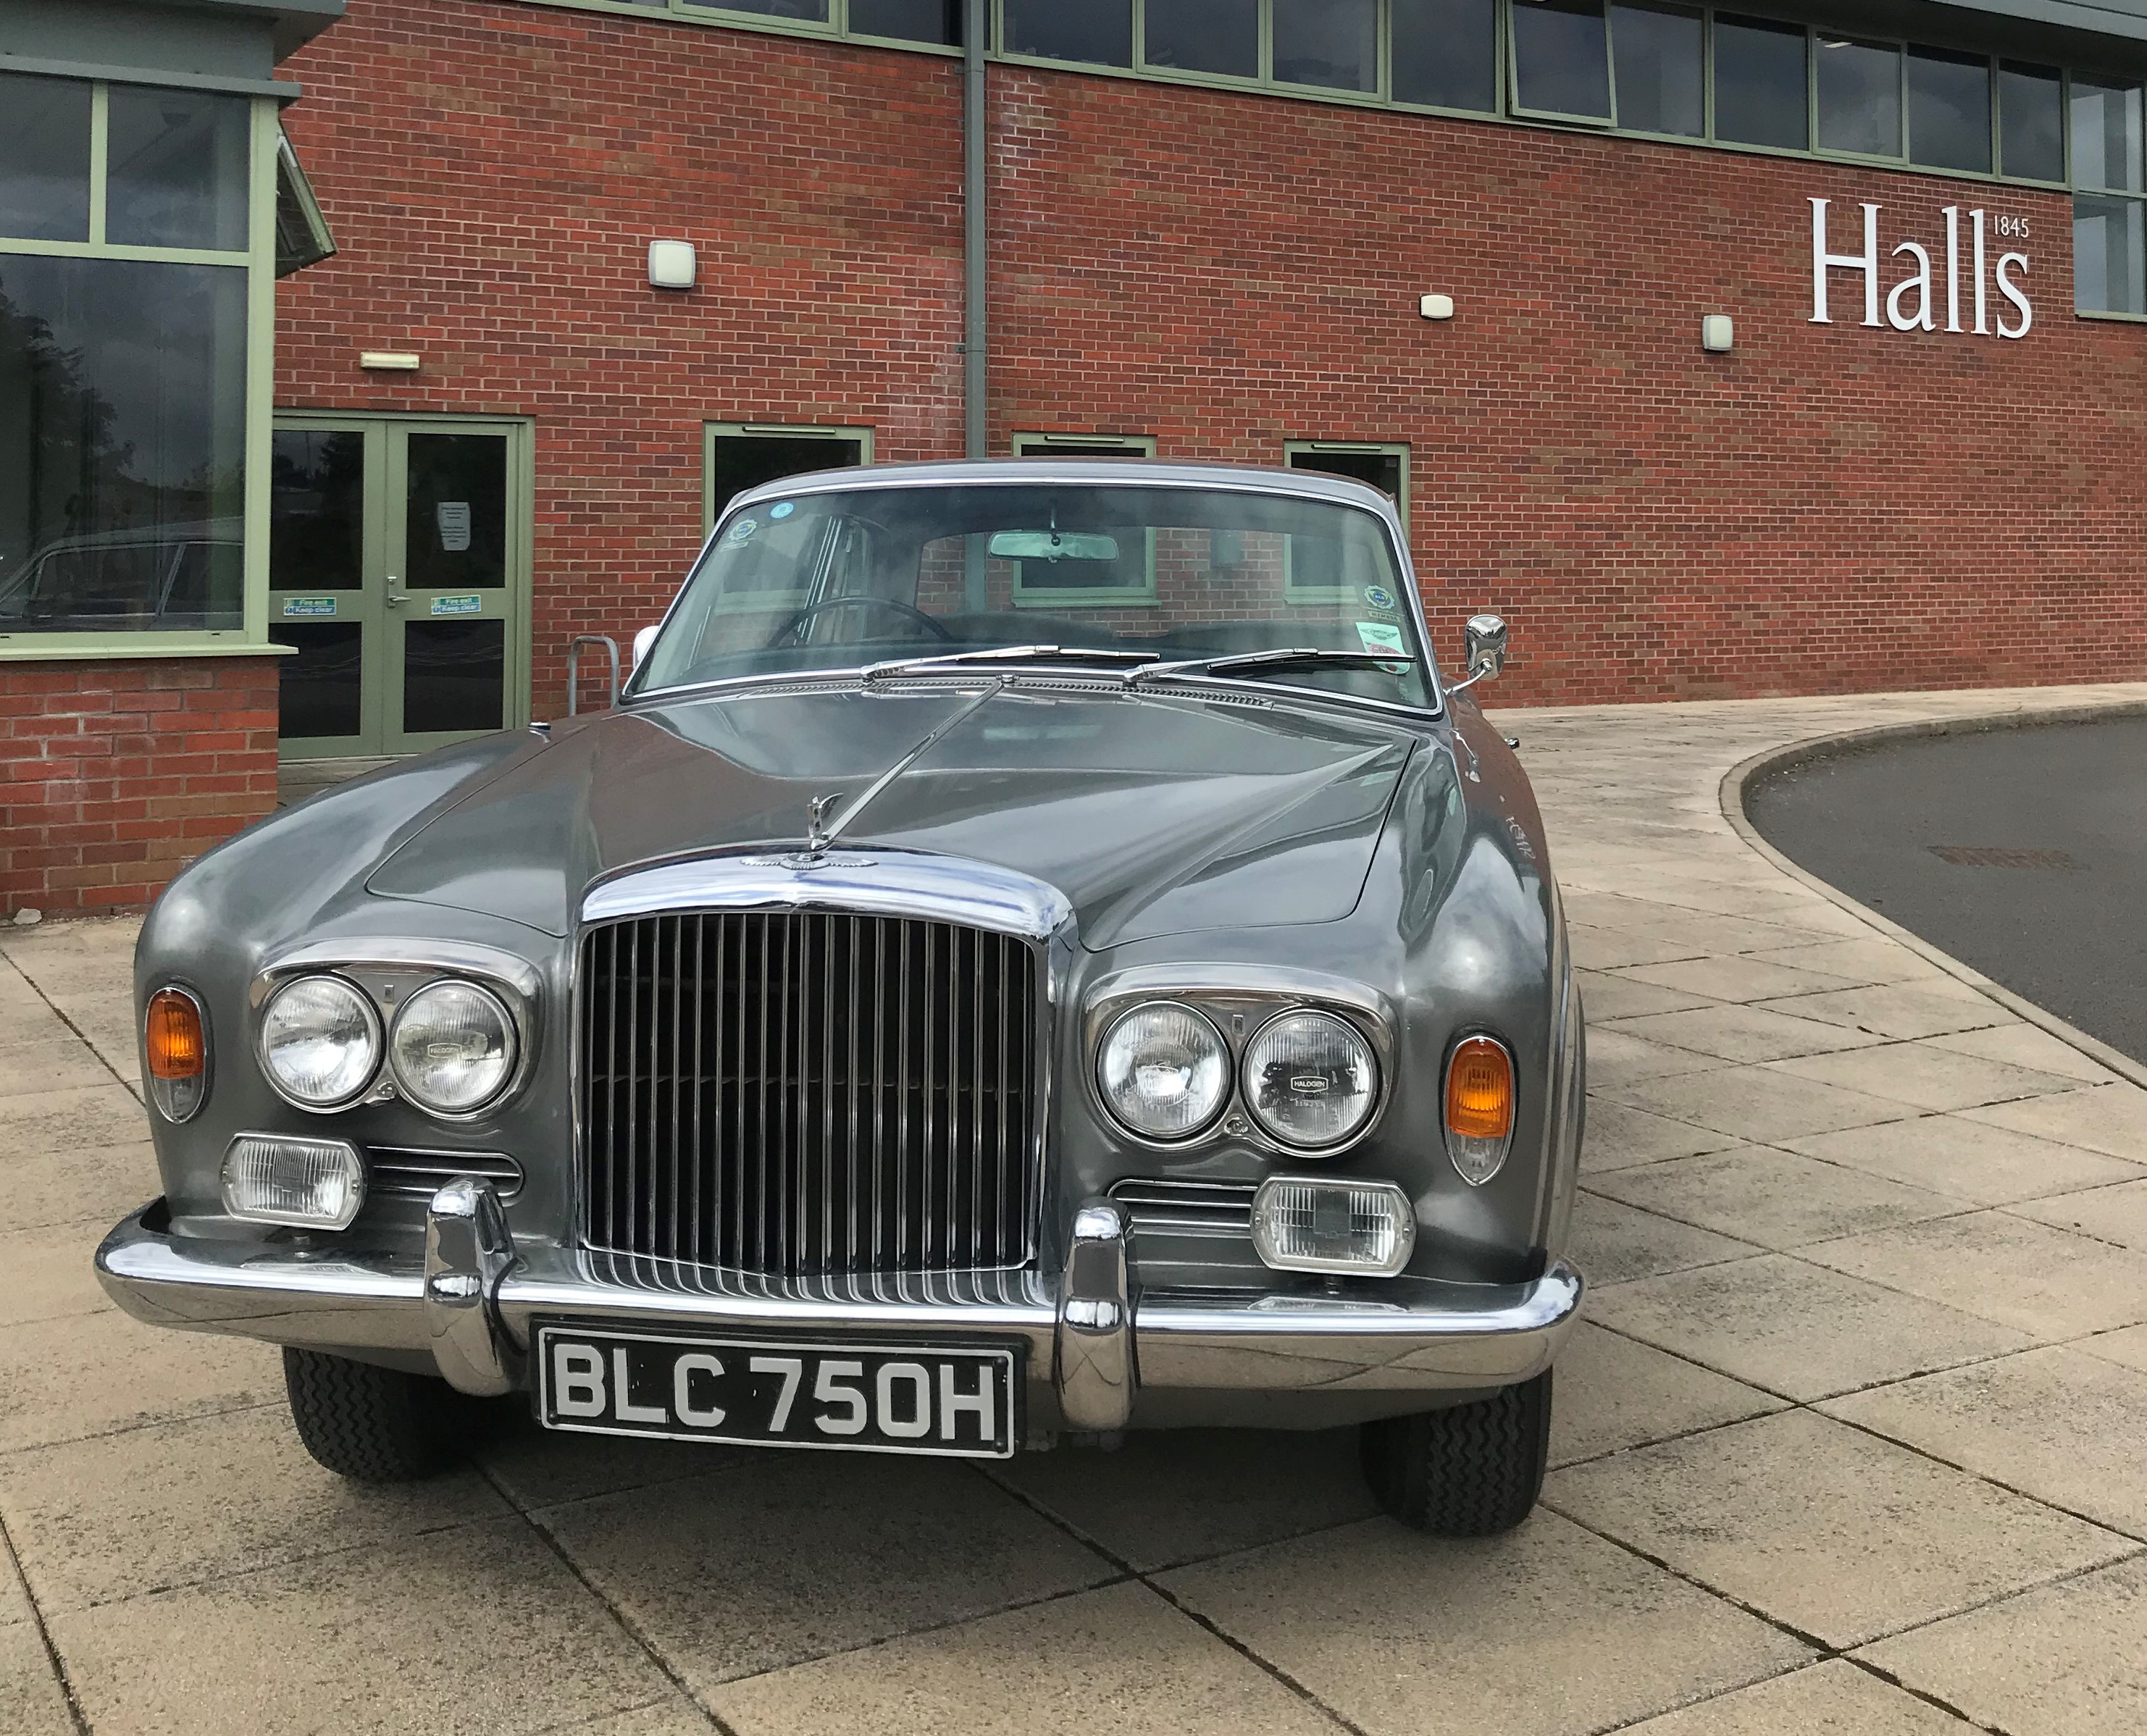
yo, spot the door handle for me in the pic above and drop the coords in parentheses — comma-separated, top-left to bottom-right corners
(385, 576, 407, 608)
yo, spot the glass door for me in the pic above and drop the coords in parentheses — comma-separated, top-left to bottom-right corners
(388, 427, 517, 753)
(270, 420, 384, 758)
(270, 415, 528, 758)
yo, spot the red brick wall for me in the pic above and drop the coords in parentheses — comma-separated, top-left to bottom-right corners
(277, 0, 2147, 710)
(0, 658, 281, 917)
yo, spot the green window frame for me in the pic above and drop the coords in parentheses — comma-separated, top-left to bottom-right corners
(702, 421, 876, 536)
(1007, 432, 1159, 607)
(0, 79, 280, 661)
(1282, 440, 1409, 602)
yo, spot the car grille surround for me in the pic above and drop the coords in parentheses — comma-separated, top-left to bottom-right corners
(578, 909, 1042, 1278)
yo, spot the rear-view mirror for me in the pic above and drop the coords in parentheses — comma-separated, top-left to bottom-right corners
(987, 531, 1121, 562)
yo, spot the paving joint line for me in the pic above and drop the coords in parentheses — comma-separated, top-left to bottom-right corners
(975, 1462, 1371, 1736)
(0, 1398, 285, 1464)
(0, 950, 142, 1107)
(471, 1457, 737, 1736)
(0, 1506, 91, 1736)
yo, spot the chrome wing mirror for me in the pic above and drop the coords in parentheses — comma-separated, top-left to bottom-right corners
(1448, 614, 1509, 693)
(631, 624, 660, 671)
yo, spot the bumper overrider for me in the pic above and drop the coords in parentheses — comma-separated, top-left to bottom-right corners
(95, 1183, 1583, 1435)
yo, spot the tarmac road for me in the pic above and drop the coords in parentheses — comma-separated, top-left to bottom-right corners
(1746, 715, 2147, 1065)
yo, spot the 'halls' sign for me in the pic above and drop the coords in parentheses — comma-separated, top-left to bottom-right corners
(1811, 198, 2033, 339)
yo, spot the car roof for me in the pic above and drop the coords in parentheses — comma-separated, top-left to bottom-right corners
(723, 458, 1401, 518)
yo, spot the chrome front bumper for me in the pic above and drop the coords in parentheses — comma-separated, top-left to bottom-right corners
(96, 1187, 1583, 1433)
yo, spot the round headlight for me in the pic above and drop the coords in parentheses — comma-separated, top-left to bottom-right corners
(1097, 1002, 1231, 1141)
(259, 975, 380, 1110)
(1243, 1010, 1378, 1149)
(389, 980, 518, 1115)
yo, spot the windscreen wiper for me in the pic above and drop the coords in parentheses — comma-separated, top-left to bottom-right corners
(1123, 647, 1417, 689)
(862, 644, 1162, 682)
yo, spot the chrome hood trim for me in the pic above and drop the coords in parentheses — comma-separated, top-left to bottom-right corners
(579, 848, 1074, 940)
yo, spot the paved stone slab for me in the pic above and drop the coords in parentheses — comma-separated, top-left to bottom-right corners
(1569, 925, 1712, 972)
(711, 1581, 1344, 1736)
(1575, 970, 1715, 1021)
(1804, 1211, 2147, 1341)
(0, 1037, 117, 1099)
(1619, 1660, 1979, 1733)
(1587, 1254, 2033, 1402)
(0, 1221, 114, 1328)
(1580, 1099, 1744, 1173)
(47, 1516, 671, 1735)
(1587, 1028, 1729, 1089)
(537, 1457, 1112, 1689)
(1858, 1554, 2147, 1736)
(5, 1141, 159, 1234)
(1752, 983, 2008, 1042)
(1600, 1066, 1914, 1145)
(1586, 1148, 1961, 1251)
(1824, 1347, 2147, 1539)
(1548, 1322, 1786, 1468)
(1, 1532, 31, 1628)
(0, 1404, 510, 1613)
(1920, 1021, 2119, 1083)
(1617, 955, 1864, 1005)
(477, 1410, 749, 1511)
(1606, 1004, 1888, 1065)
(1782, 1114, 2145, 1207)
(556, 1699, 721, 1734)
(1160, 1510, 1812, 1736)
(1767, 1041, 2085, 1113)
(1964, 1082, 2147, 1162)
(987, 1426, 1377, 1572)
(1743, 937, 1949, 988)
(0, 1312, 280, 1453)
(0, 1625, 72, 1736)
(0, 1084, 148, 1163)
(1567, 1192, 1763, 1284)
(2012, 1178, 2147, 1251)
(1547, 1410, 2131, 1648)
(2081, 1325, 2147, 1372)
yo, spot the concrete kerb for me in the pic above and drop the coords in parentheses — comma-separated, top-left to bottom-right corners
(1719, 697, 2147, 1095)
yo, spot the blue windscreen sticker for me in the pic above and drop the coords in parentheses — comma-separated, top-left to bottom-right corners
(770, 500, 795, 520)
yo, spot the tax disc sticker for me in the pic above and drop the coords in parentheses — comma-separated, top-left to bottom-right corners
(1356, 621, 1408, 656)
(729, 518, 758, 541)
(771, 501, 795, 520)
(1363, 584, 1397, 612)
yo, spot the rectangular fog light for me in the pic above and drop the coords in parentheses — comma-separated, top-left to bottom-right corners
(221, 1133, 366, 1230)
(1252, 1177, 1415, 1278)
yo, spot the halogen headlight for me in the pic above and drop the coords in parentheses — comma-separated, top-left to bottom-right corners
(1097, 1001, 1230, 1141)
(259, 975, 380, 1110)
(1243, 1010, 1378, 1150)
(389, 980, 518, 1115)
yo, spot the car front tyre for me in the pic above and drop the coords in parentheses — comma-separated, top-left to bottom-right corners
(1360, 1370, 1552, 1537)
(283, 1347, 474, 1482)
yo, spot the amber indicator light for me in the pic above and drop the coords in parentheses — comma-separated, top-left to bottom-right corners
(1444, 1036, 1514, 1140)
(146, 989, 206, 1081)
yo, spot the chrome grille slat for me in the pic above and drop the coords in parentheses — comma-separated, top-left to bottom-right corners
(365, 1148, 524, 1201)
(580, 910, 1039, 1277)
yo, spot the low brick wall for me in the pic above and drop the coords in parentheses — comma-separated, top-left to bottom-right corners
(0, 655, 282, 918)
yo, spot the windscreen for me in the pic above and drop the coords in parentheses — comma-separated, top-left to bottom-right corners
(632, 483, 1431, 708)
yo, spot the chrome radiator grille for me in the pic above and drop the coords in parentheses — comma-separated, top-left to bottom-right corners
(578, 911, 1042, 1276)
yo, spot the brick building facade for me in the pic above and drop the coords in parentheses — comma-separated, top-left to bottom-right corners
(273, 0, 2146, 721)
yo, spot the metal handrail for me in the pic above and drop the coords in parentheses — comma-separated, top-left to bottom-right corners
(566, 635, 620, 716)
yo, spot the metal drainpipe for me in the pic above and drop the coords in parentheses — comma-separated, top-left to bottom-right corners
(963, 0, 988, 459)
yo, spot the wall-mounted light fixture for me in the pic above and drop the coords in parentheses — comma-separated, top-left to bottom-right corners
(648, 240, 698, 291)
(1419, 293, 1456, 322)
(1702, 315, 1735, 353)
(359, 351, 420, 372)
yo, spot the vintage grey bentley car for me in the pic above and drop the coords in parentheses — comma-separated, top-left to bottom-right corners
(99, 461, 1584, 1536)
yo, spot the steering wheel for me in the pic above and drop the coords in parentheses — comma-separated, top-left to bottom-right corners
(774, 596, 954, 647)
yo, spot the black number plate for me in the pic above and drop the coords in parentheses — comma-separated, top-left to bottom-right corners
(533, 1324, 1019, 1459)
